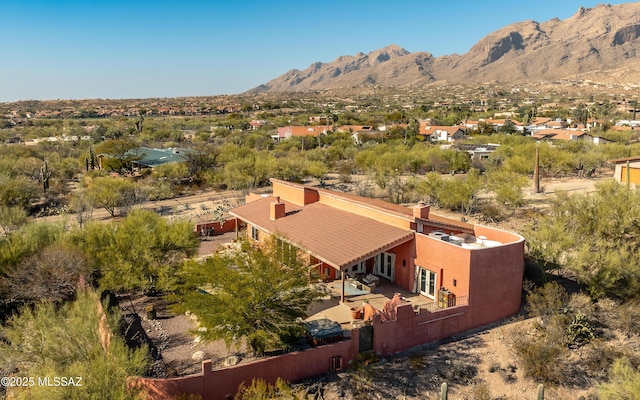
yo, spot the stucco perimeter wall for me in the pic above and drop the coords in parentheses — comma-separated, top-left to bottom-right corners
(372, 303, 471, 355)
(194, 218, 237, 235)
(134, 335, 359, 400)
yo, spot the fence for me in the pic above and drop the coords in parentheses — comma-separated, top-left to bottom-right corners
(414, 295, 468, 313)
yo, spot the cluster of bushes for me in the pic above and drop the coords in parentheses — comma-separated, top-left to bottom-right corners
(510, 282, 640, 397)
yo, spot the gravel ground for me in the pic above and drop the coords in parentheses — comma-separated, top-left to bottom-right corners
(119, 291, 249, 378)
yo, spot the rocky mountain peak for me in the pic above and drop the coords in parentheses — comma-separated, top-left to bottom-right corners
(248, 2, 640, 93)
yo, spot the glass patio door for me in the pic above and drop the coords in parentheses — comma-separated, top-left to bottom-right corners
(419, 267, 437, 299)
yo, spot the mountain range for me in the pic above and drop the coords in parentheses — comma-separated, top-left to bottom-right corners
(248, 2, 640, 93)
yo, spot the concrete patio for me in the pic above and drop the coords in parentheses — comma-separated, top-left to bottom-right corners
(306, 278, 435, 329)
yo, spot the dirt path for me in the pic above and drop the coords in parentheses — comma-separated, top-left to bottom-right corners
(34, 188, 252, 226)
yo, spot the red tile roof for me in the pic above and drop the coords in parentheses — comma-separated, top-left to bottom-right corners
(608, 156, 640, 163)
(532, 129, 587, 141)
(230, 196, 414, 269)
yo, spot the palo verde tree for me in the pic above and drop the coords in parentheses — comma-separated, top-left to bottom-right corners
(417, 169, 483, 215)
(172, 239, 323, 355)
(71, 209, 199, 293)
(598, 357, 640, 399)
(94, 138, 140, 172)
(85, 176, 138, 217)
(526, 181, 640, 299)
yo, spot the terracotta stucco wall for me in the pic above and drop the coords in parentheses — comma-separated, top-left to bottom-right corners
(317, 192, 411, 230)
(194, 219, 237, 235)
(372, 303, 470, 355)
(414, 234, 472, 299)
(467, 240, 524, 325)
(134, 335, 359, 400)
(387, 240, 416, 290)
(271, 180, 319, 206)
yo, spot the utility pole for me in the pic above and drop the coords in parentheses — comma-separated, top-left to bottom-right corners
(534, 145, 541, 194)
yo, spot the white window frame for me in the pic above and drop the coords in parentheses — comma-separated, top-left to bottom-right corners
(418, 267, 437, 299)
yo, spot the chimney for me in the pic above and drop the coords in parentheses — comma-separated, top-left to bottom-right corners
(270, 196, 286, 221)
(413, 201, 430, 219)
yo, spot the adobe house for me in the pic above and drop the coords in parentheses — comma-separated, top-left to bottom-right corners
(133, 180, 525, 400)
(230, 179, 524, 329)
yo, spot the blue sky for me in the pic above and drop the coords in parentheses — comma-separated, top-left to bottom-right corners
(0, 0, 632, 102)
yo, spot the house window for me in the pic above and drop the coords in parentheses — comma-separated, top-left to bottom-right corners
(251, 226, 259, 241)
(349, 261, 365, 275)
(275, 237, 298, 266)
(418, 267, 437, 299)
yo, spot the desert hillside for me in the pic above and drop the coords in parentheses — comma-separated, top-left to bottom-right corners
(249, 3, 640, 92)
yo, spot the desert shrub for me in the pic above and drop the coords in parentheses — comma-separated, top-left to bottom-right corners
(488, 362, 501, 373)
(348, 364, 374, 400)
(511, 326, 567, 384)
(598, 357, 640, 400)
(409, 353, 426, 370)
(526, 281, 569, 324)
(439, 359, 478, 385)
(600, 299, 640, 338)
(470, 382, 492, 400)
(582, 340, 625, 380)
(479, 201, 506, 223)
(235, 378, 304, 400)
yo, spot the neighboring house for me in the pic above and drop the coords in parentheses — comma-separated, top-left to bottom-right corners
(335, 125, 375, 133)
(531, 129, 587, 142)
(335, 125, 379, 144)
(544, 120, 568, 129)
(585, 135, 614, 145)
(482, 118, 525, 133)
(230, 179, 524, 329)
(130, 147, 189, 168)
(98, 147, 189, 169)
(271, 125, 331, 141)
(419, 124, 466, 142)
(614, 120, 640, 128)
(249, 120, 267, 130)
(455, 143, 501, 161)
(608, 156, 640, 185)
(460, 120, 479, 130)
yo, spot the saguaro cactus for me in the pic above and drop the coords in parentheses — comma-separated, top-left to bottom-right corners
(440, 382, 448, 400)
(40, 159, 51, 194)
(89, 145, 97, 170)
(537, 384, 544, 400)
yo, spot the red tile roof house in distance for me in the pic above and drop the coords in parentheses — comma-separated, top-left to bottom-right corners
(230, 179, 524, 328)
(271, 125, 331, 141)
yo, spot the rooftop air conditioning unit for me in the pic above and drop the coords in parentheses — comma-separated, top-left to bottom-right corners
(429, 231, 449, 241)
